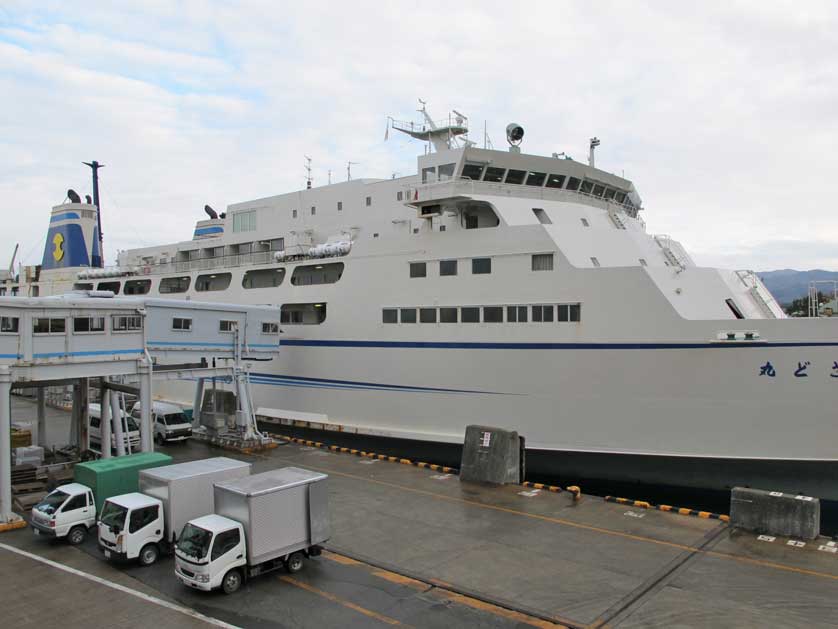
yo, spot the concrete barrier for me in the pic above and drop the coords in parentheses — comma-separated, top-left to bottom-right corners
(459, 425, 523, 484)
(730, 487, 820, 540)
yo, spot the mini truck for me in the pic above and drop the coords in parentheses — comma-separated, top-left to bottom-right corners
(98, 457, 251, 566)
(30, 483, 96, 545)
(175, 467, 329, 594)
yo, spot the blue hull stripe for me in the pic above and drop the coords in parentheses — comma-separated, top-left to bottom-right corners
(281, 339, 838, 350)
(148, 341, 278, 349)
(251, 372, 508, 395)
(33, 349, 144, 358)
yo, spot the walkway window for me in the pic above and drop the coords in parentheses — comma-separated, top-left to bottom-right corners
(419, 308, 437, 323)
(382, 309, 397, 324)
(159, 276, 190, 294)
(243, 268, 285, 289)
(219, 320, 236, 333)
(34, 318, 65, 334)
(280, 303, 327, 324)
(410, 262, 427, 278)
(461, 307, 479, 323)
(112, 315, 142, 332)
(0, 317, 19, 333)
(472, 258, 491, 274)
(483, 306, 503, 323)
(440, 260, 457, 276)
(291, 263, 343, 286)
(73, 317, 105, 333)
(172, 317, 192, 331)
(124, 279, 151, 295)
(196, 273, 232, 292)
(440, 307, 458, 323)
(400, 308, 417, 324)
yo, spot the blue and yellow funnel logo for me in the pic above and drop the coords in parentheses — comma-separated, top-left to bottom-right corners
(42, 223, 89, 270)
(52, 233, 65, 262)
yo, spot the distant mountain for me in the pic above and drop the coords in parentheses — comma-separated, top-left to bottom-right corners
(757, 269, 838, 305)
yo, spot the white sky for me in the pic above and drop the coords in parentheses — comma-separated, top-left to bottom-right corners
(1, 1, 837, 270)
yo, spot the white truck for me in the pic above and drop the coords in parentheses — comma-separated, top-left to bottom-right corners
(175, 467, 329, 594)
(30, 483, 96, 545)
(88, 402, 141, 454)
(98, 457, 251, 566)
(130, 401, 193, 445)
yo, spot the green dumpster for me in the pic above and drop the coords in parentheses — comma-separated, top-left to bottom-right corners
(74, 452, 173, 512)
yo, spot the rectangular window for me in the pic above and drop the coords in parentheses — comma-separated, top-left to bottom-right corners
(580, 180, 594, 194)
(261, 322, 279, 334)
(290, 263, 343, 286)
(243, 268, 286, 289)
(439, 260, 457, 276)
(112, 315, 142, 332)
(419, 308, 437, 323)
(543, 305, 554, 322)
(422, 166, 436, 183)
(472, 258, 491, 274)
(0, 316, 19, 333)
(504, 169, 526, 185)
(440, 307, 458, 323)
(461, 163, 484, 180)
(219, 320, 236, 332)
(366, 196, 372, 207)
(569, 303, 581, 322)
(532, 254, 554, 271)
(507, 306, 528, 323)
(532, 306, 543, 323)
(311, 206, 316, 215)
(545, 174, 566, 189)
(592, 184, 605, 197)
(558, 304, 581, 322)
(172, 317, 192, 331)
(337, 201, 343, 211)
(639, 258, 648, 267)
(400, 308, 417, 324)
(409, 262, 427, 278)
(438, 163, 456, 179)
(483, 306, 503, 323)
(532, 208, 552, 225)
(525, 172, 546, 186)
(382, 309, 398, 324)
(280, 303, 326, 325)
(159, 276, 190, 294)
(73, 317, 105, 333)
(232, 210, 257, 233)
(615, 191, 627, 203)
(461, 307, 480, 323)
(396, 191, 403, 201)
(34, 318, 66, 334)
(591, 257, 601, 267)
(604, 188, 616, 200)
(196, 272, 232, 292)
(482, 167, 506, 183)
(292, 209, 298, 218)
(580, 218, 590, 227)
(124, 279, 151, 295)
(566, 177, 581, 191)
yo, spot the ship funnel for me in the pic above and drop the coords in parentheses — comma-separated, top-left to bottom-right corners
(204, 205, 219, 219)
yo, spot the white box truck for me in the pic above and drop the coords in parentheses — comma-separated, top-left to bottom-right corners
(30, 483, 96, 545)
(98, 457, 251, 566)
(175, 467, 329, 594)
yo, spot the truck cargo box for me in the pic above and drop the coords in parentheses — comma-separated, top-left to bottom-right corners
(74, 452, 172, 512)
(213, 467, 329, 565)
(140, 457, 251, 543)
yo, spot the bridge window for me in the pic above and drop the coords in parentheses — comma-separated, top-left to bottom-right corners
(504, 169, 526, 185)
(159, 276, 190, 294)
(461, 163, 484, 180)
(532, 254, 554, 271)
(281, 303, 327, 325)
(112, 315, 142, 332)
(580, 180, 594, 194)
(461, 307, 480, 323)
(261, 322, 279, 334)
(399, 308, 417, 324)
(0, 317, 19, 333)
(526, 172, 546, 186)
(422, 166, 436, 183)
(409, 262, 427, 278)
(243, 268, 285, 289)
(196, 273, 232, 292)
(615, 191, 627, 203)
(219, 320, 236, 333)
(472, 258, 492, 274)
(566, 177, 581, 191)
(291, 262, 343, 286)
(438, 163, 456, 179)
(440, 307, 458, 323)
(33, 318, 66, 334)
(124, 279, 151, 295)
(604, 188, 616, 200)
(382, 309, 397, 324)
(73, 317, 105, 333)
(545, 174, 566, 189)
(592, 184, 605, 197)
(482, 167, 505, 183)
(440, 260, 457, 276)
(97, 281, 121, 294)
(172, 317, 192, 331)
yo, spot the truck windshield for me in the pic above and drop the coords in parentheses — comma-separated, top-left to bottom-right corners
(125, 416, 140, 432)
(100, 501, 128, 531)
(163, 412, 187, 425)
(35, 490, 70, 515)
(178, 522, 213, 559)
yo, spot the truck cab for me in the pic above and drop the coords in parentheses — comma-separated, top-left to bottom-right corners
(131, 401, 192, 445)
(30, 483, 96, 545)
(175, 515, 246, 593)
(88, 402, 141, 454)
(98, 493, 164, 565)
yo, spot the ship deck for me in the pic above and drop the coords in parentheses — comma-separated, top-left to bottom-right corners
(2, 397, 837, 628)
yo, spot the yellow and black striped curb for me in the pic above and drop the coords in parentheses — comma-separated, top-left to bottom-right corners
(271, 433, 582, 499)
(604, 495, 730, 522)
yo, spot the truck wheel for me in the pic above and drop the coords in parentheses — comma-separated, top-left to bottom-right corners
(138, 543, 159, 566)
(67, 525, 87, 546)
(286, 552, 304, 573)
(222, 569, 242, 594)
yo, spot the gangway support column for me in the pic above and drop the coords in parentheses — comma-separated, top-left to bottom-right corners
(192, 377, 204, 428)
(36, 388, 47, 448)
(100, 388, 112, 459)
(0, 367, 13, 523)
(139, 360, 153, 453)
(110, 389, 126, 456)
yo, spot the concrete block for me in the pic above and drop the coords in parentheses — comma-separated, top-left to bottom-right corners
(730, 487, 820, 540)
(460, 425, 522, 485)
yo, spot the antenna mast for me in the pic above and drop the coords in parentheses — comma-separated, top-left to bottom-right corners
(304, 155, 312, 189)
(588, 137, 600, 168)
(347, 161, 359, 181)
(82, 160, 105, 267)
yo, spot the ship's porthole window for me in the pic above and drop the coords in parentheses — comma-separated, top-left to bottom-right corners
(580, 218, 590, 227)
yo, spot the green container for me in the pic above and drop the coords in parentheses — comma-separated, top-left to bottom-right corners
(74, 452, 173, 512)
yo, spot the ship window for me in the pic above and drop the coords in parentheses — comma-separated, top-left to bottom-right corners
(172, 317, 192, 331)
(112, 315, 142, 332)
(243, 268, 286, 289)
(422, 166, 436, 183)
(420, 308, 437, 323)
(0, 317, 19, 333)
(472, 258, 491, 274)
(440, 307, 458, 323)
(396, 191, 403, 201)
(532, 208, 552, 225)
(545, 174, 566, 189)
(482, 167, 506, 183)
(639, 258, 647, 267)
(726, 298, 745, 320)
(532, 254, 554, 271)
(232, 210, 257, 233)
(592, 184, 605, 197)
(581, 218, 590, 227)
(532, 305, 553, 322)
(159, 276, 190, 294)
(591, 257, 601, 267)
(73, 317, 105, 333)
(124, 279, 151, 295)
(569, 304, 581, 322)
(580, 180, 594, 194)
(311, 206, 316, 216)
(615, 191, 626, 203)
(461, 163, 484, 180)
(440, 260, 457, 276)
(291, 263, 343, 286)
(34, 318, 66, 334)
(96, 282, 119, 296)
(268, 238, 284, 251)
(566, 177, 581, 191)
(261, 322, 279, 334)
(400, 308, 417, 324)
(366, 196, 372, 207)
(219, 320, 236, 332)
(409, 262, 427, 278)
(338, 201, 343, 211)
(558, 304, 581, 322)
(195, 273, 232, 292)
(504, 169, 526, 185)
(507, 306, 528, 323)
(73, 283, 94, 291)
(461, 307, 480, 323)
(440, 225, 446, 232)
(293, 210, 298, 218)
(604, 188, 616, 200)
(483, 306, 503, 323)
(438, 163, 456, 179)
(280, 303, 327, 325)
(382, 309, 398, 324)
(526, 172, 546, 186)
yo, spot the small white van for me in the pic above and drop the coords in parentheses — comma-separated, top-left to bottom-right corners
(31, 483, 96, 545)
(88, 403, 141, 454)
(130, 401, 192, 446)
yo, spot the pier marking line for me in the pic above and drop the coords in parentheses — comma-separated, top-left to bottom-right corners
(279, 575, 406, 626)
(271, 453, 838, 583)
(0, 543, 241, 628)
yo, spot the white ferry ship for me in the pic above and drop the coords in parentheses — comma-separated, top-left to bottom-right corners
(5, 105, 837, 500)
